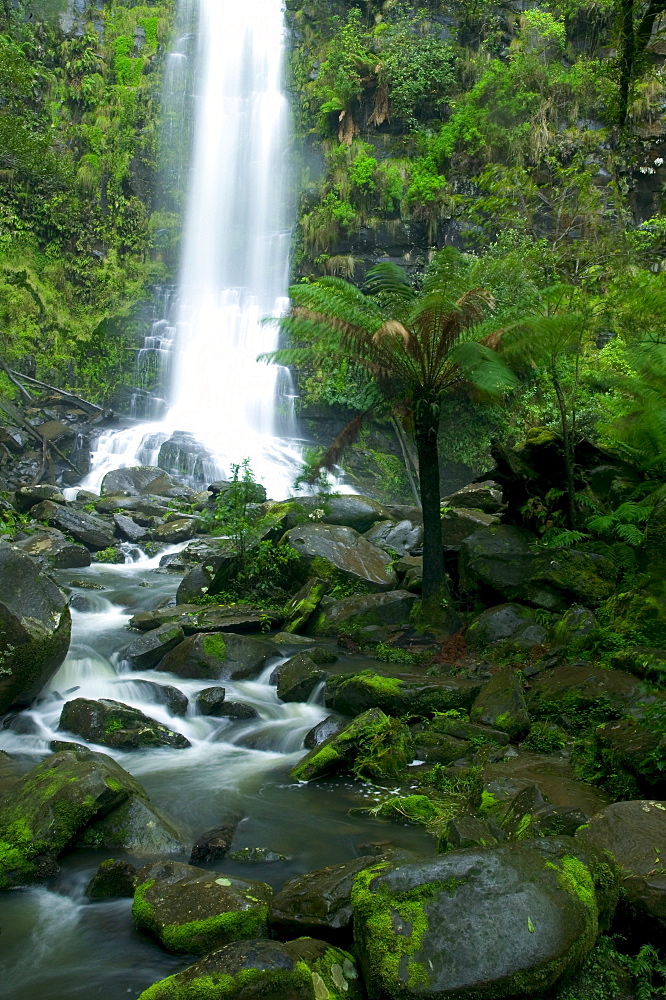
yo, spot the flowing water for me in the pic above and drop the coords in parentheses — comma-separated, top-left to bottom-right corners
(83, 0, 303, 498)
(0, 552, 432, 998)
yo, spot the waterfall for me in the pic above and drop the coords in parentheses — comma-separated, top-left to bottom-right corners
(83, 0, 302, 500)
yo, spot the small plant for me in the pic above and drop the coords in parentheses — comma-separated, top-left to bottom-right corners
(523, 721, 567, 754)
(93, 546, 124, 564)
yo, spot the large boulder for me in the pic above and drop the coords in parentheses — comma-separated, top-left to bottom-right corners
(282, 577, 327, 634)
(273, 653, 328, 703)
(13, 529, 91, 569)
(284, 524, 398, 591)
(291, 707, 413, 782)
(441, 507, 500, 550)
(352, 838, 619, 1000)
(28, 500, 116, 550)
(136, 937, 362, 1000)
(441, 480, 504, 514)
(466, 603, 546, 651)
(156, 632, 278, 680)
(59, 698, 191, 749)
(129, 604, 276, 634)
(460, 526, 617, 610)
(132, 860, 272, 954)
(526, 663, 646, 718)
(310, 591, 417, 635)
(78, 795, 186, 854)
(0, 748, 145, 888)
(101, 466, 190, 498)
(0, 541, 71, 714)
(576, 800, 666, 922)
(269, 855, 381, 941)
(265, 494, 391, 533)
(324, 670, 482, 717)
(364, 519, 423, 556)
(470, 667, 530, 739)
(13, 484, 66, 512)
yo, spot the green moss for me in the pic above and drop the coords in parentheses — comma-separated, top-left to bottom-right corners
(546, 856, 596, 910)
(160, 906, 268, 954)
(201, 634, 226, 660)
(138, 973, 230, 1000)
(132, 879, 156, 926)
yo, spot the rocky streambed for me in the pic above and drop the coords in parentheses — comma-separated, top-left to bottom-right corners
(0, 462, 666, 999)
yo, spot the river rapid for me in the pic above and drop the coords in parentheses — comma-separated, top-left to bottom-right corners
(0, 549, 430, 999)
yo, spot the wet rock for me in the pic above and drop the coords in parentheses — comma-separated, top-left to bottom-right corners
(364, 519, 423, 556)
(273, 653, 328, 703)
(136, 937, 362, 1000)
(500, 785, 586, 841)
(471, 666, 530, 739)
(608, 645, 666, 680)
(526, 663, 646, 717)
(130, 603, 277, 634)
(594, 718, 665, 785)
(125, 680, 188, 716)
(466, 603, 544, 650)
(266, 494, 391, 533)
(282, 576, 327, 634)
(0, 541, 71, 715)
(49, 739, 90, 753)
(441, 480, 504, 514)
(551, 607, 598, 646)
(101, 466, 190, 498)
(442, 814, 499, 850)
(441, 507, 500, 549)
(310, 590, 417, 635)
(113, 512, 147, 542)
(411, 728, 472, 765)
(210, 479, 267, 503)
(0, 748, 145, 888)
(189, 816, 242, 864)
(284, 523, 398, 592)
(79, 796, 186, 854)
(324, 670, 482, 717)
(291, 707, 412, 782)
(195, 686, 226, 715)
(426, 714, 510, 747)
(85, 858, 137, 900)
(269, 855, 379, 941)
(352, 838, 619, 1000)
(59, 698, 191, 750)
(227, 847, 287, 863)
(132, 860, 273, 954)
(29, 500, 116, 550)
(175, 539, 239, 603)
(576, 800, 666, 922)
(124, 623, 185, 669)
(97, 496, 175, 520)
(156, 631, 278, 680)
(216, 701, 259, 720)
(13, 529, 91, 569)
(13, 483, 66, 511)
(152, 517, 198, 543)
(396, 555, 423, 591)
(304, 715, 344, 749)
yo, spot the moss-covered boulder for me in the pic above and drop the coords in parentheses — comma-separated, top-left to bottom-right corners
(600, 590, 666, 647)
(273, 653, 328, 703)
(136, 937, 362, 1000)
(175, 539, 238, 603)
(309, 590, 417, 635)
(0, 748, 145, 888)
(324, 670, 481, 717)
(59, 698, 191, 750)
(576, 800, 666, 923)
(132, 860, 272, 954)
(466, 603, 545, 651)
(130, 604, 278, 634)
(470, 667, 530, 739)
(304, 715, 344, 749)
(0, 541, 72, 715)
(441, 507, 500, 550)
(290, 707, 413, 783)
(284, 524, 398, 592)
(85, 858, 137, 900)
(269, 855, 380, 942)
(124, 623, 185, 669)
(352, 838, 619, 1000)
(526, 663, 646, 718)
(13, 529, 91, 569)
(78, 795, 186, 854)
(282, 577, 328, 633)
(156, 631, 278, 680)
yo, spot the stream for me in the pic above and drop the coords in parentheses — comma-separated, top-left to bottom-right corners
(0, 549, 431, 999)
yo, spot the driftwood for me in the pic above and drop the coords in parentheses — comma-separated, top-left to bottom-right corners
(0, 360, 33, 405)
(5, 368, 105, 416)
(0, 395, 83, 481)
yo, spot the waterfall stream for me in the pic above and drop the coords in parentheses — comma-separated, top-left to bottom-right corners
(83, 0, 303, 499)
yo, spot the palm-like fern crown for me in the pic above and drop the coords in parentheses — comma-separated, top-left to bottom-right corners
(266, 247, 515, 406)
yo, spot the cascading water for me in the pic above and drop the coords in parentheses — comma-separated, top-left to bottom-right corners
(84, 0, 302, 499)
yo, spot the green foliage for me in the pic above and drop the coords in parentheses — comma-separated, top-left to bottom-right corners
(523, 721, 568, 754)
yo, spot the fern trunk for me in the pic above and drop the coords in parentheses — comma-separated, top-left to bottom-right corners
(414, 402, 458, 632)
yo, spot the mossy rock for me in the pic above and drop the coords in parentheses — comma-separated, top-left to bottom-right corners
(59, 698, 191, 750)
(273, 653, 328, 703)
(526, 663, 646, 719)
(352, 838, 619, 1000)
(156, 631, 279, 680)
(290, 707, 413, 783)
(85, 858, 137, 900)
(0, 748, 146, 888)
(470, 667, 530, 740)
(136, 936, 362, 1000)
(78, 795, 186, 854)
(132, 860, 273, 955)
(283, 523, 398, 592)
(123, 623, 185, 669)
(466, 603, 545, 651)
(309, 590, 417, 635)
(324, 670, 481, 718)
(0, 540, 72, 715)
(282, 577, 328, 634)
(600, 590, 666, 647)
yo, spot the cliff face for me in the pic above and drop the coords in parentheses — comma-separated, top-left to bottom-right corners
(0, 0, 179, 400)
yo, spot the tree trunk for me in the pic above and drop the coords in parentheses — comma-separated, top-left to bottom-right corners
(414, 402, 458, 632)
(618, 0, 635, 126)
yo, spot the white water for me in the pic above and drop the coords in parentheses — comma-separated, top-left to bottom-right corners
(84, 0, 302, 499)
